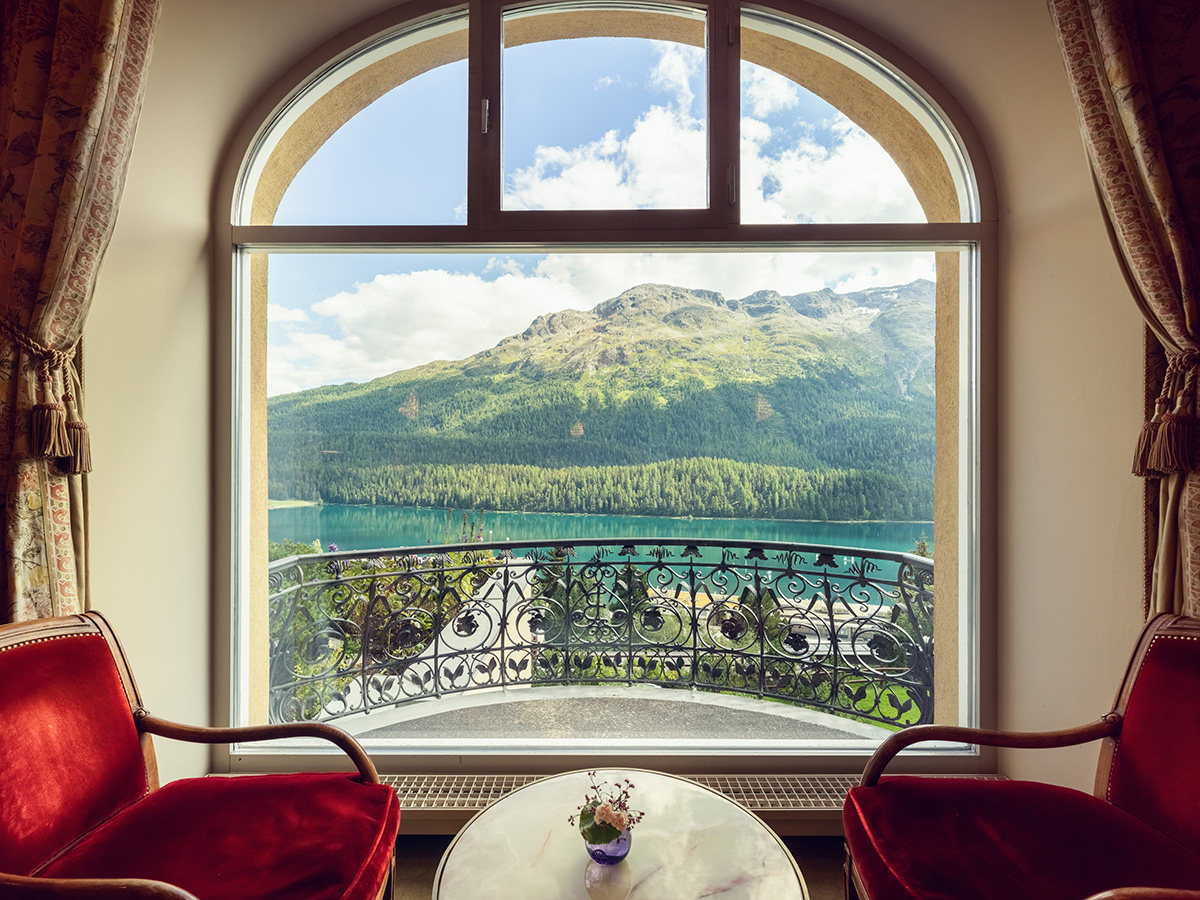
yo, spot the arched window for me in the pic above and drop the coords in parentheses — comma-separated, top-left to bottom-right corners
(217, 0, 994, 774)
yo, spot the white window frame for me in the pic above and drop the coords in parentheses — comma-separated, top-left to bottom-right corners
(211, 0, 997, 776)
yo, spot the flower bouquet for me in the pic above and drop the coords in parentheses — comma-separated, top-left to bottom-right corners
(569, 772, 644, 865)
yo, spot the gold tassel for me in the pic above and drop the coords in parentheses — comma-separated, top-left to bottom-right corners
(31, 400, 71, 458)
(1146, 356, 1200, 475)
(1132, 417, 1162, 476)
(60, 385, 93, 475)
(63, 419, 93, 475)
(1150, 410, 1198, 473)
(0, 318, 85, 462)
(1134, 397, 1167, 476)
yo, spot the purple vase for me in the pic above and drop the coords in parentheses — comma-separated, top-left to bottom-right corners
(584, 828, 632, 865)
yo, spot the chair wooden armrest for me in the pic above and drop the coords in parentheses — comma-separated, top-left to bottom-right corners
(1086, 891, 1200, 900)
(0, 872, 199, 899)
(134, 709, 379, 783)
(859, 714, 1123, 786)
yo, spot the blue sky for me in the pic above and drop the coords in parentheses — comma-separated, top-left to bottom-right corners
(267, 36, 930, 395)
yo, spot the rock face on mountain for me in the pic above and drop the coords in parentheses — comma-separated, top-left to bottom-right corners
(461, 279, 934, 394)
(267, 280, 937, 517)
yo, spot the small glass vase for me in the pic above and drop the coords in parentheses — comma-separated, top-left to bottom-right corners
(584, 828, 632, 865)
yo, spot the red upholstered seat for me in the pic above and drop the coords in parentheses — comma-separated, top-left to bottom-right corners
(39, 774, 399, 900)
(843, 614, 1200, 900)
(844, 778, 1200, 900)
(0, 611, 400, 900)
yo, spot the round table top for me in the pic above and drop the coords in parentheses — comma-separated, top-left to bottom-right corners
(433, 769, 809, 900)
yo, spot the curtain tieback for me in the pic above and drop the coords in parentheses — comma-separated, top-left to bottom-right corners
(1136, 351, 1200, 477)
(0, 314, 92, 473)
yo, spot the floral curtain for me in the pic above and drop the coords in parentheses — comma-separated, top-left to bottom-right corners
(0, 0, 159, 621)
(1048, 0, 1200, 616)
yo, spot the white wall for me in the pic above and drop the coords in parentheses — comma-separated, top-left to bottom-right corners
(824, 0, 1148, 786)
(85, 0, 1146, 787)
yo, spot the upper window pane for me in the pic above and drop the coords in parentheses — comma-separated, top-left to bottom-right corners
(740, 12, 951, 223)
(253, 15, 468, 226)
(739, 57, 922, 223)
(501, 7, 708, 210)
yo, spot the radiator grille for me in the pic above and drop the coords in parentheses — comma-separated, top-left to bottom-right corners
(384, 774, 542, 810)
(690, 774, 861, 810)
(382, 773, 1007, 814)
(385, 773, 1007, 814)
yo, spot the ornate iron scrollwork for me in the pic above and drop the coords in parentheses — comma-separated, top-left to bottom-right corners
(267, 538, 935, 729)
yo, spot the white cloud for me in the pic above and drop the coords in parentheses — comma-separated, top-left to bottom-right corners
(504, 42, 707, 211)
(269, 265, 588, 395)
(483, 256, 527, 277)
(504, 105, 707, 210)
(267, 250, 934, 395)
(649, 41, 703, 109)
(741, 114, 924, 224)
(743, 66, 800, 118)
(267, 304, 309, 323)
(740, 116, 771, 145)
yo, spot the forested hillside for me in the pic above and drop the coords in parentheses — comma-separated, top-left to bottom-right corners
(268, 280, 936, 520)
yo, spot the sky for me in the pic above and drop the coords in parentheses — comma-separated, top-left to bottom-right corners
(266, 35, 931, 396)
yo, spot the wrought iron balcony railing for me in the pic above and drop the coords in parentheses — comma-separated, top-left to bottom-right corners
(267, 538, 934, 730)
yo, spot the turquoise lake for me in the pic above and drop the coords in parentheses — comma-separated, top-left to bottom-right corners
(268, 504, 934, 555)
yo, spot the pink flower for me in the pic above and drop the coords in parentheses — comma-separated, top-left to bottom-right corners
(593, 802, 630, 831)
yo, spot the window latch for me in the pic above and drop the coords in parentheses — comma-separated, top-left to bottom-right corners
(481, 98, 490, 135)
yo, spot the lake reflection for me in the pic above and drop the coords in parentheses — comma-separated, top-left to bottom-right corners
(269, 504, 933, 556)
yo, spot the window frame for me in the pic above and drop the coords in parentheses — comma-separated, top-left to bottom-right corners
(212, 0, 997, 776)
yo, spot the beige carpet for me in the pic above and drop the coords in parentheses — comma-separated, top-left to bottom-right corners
(393, 834, 844, 900)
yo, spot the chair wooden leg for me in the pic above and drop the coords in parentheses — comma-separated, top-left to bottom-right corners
(375, 855, 396, 900)
(844, 844, 862, 900)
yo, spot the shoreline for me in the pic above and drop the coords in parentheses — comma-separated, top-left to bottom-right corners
(267, 500, 932, 528)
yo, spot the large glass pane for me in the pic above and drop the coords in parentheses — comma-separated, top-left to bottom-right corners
(501, 7, 707, 210)
(740, 13, 927, 224)
(259, 247, 953, 748)
(270, 17, 468, 225)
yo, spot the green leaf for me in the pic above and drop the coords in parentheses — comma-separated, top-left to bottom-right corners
(577, 804, 621, 844)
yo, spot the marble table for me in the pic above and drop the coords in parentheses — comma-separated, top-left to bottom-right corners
(432, 769, 809, 900)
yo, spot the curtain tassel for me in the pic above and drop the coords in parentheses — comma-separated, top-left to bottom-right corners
(1133, 399, 1167, 476)
(4, 323, 76, 459)
(64, 420, 93, 475)
(59, 388, 93, 475)
(1150, 361, 1198, 474)
(1143, 355, 1200, 475)
(32, 398, 72, 458)
(1151, 409, 1198, 473)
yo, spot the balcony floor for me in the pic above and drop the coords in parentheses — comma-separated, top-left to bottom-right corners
(343, 685, 891, 744)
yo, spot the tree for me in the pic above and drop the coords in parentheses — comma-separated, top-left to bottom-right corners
(913, 532, 932, 558)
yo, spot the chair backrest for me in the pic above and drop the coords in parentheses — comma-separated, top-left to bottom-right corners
(1099, 613, 1200, 854)
(0, 612, 153, 876)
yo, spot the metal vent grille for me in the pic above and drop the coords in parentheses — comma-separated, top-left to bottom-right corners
(382, 773, 1004, 814)
(690, 774, 860, 810)
(385, 774, 543, 810)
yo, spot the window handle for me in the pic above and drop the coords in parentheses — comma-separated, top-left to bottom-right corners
(481, 98, 490, 134)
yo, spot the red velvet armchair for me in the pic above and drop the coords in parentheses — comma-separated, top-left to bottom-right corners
(0, 611, 400, 900)
(843, 613, 1200, 900)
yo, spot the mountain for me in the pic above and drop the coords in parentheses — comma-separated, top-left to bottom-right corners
(267, 280, 936, 520)
(456, 279, 934, 396)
